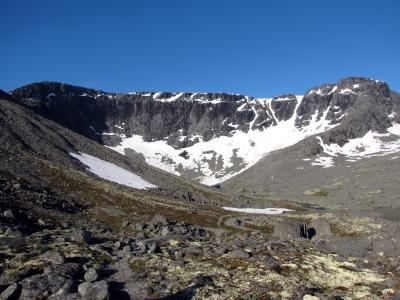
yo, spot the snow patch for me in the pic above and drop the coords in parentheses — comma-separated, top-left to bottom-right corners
(46, 93, 55, 100)
(222, 207, 294, 215)
(311, 156, 334, 168)
(70, 152, 157, 189)
(339, 88, 356, 95)
(316, 124, 400, 159)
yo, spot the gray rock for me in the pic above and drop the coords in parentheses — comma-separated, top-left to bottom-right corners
(121, 220, 130, 228)
(173, 250, 184, 260)
(132, 241, 146, 253)
(273, 221, 303, 240)
(3, 209, 14, 218)
(229, 249, 251, 259)
(40, 250, 65, 264)
(147, 241, 161, 254)
(0, 283, 20, 300)
(134, 222, 145, 231)
(12, 183, 21, 190)
(310, 219, 332, 240)
(224, 217, 244, 228)
(44, 263, 82, 278)
(70, 229, 92, 244)
(112, 241, 121, 251)
(19, 274, 74, 300)
(122, 245, 131, 252)
(78, 280, 109, 300)
(84, 268, 99, 283)
(38, 219, 46, 226)
(215, 247, 229, 255)
(152, 214, 169, 226)
(161, 226, 172, 237)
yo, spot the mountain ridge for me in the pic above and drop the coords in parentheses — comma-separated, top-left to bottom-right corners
(9, 77, 400, 185)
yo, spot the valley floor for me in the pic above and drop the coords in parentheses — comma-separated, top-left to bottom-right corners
(1, 170, 399, 300)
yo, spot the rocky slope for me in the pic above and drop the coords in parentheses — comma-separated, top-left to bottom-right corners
(11, 78, 400, 186)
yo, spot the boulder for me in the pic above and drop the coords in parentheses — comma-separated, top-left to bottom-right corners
(151, 215, 169, 226)
(228, 249, 251, 259)
(273, 221, 303, 240)
(84, 268, 99, 283)
(309, 219, 331, 240)
(70, 229, 92, 244)
(3, 210, 14, 218)
(78, 280, 109, 300)
(40, 251, 65, 264)
(0, 283, 20, 300)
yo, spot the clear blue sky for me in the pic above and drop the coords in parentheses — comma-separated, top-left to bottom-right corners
(1, 0, 399, 97)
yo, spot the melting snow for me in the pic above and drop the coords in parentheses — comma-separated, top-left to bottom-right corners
(70, 152, 157, 189)
(222, 207, 294, 215)
(339, 88, 356, 95)
(311, 156, 335, 168)
(274, 96, 293, 101)
(316, 124, 400, 159)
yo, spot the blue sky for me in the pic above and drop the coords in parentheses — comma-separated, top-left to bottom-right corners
(1, 0, 399, 97)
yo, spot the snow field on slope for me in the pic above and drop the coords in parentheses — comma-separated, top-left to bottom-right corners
(70, 152, 157, 189)
(222, 207, 294, 215)
(316, 124, 400, 159)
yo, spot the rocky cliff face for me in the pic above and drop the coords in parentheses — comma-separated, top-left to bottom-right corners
(11, 77, 400, 184)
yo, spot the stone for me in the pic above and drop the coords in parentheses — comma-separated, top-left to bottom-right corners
(229, 249, 251, 259)
(161, 226, 172, 237)
(134, 223, 145, 231)
(174, 250, 184, 260)
(44, 263, 82, 278)
(112, 241, 121, 251)
(0, 283, 20, 300)
(40, 251, 65, 264)
(84, 268, 99, 282)
(78, 280, 109, 300)
(148, 241, 161, 254)
(151, 214, 169, 226)
(3, 209, 14, 218)
(70, 229, 92, 244)
(309, 219, 332, 240)
(38, 219, 46, 226)
(382, 277, 400, 288)
(132, 241, 146, 253)
(215, 247, 228, 255)
(273, 221, 303, 240)
(19, 274, 74, 299)
(12, 184, 21, 190)
(122, 245, 131, 252)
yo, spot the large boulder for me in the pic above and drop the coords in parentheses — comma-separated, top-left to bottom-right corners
(309, 219, 332, 240)
(273, 221, 303, 240)
(78, 280, 109, 300)
(70, 229, 92, 244)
